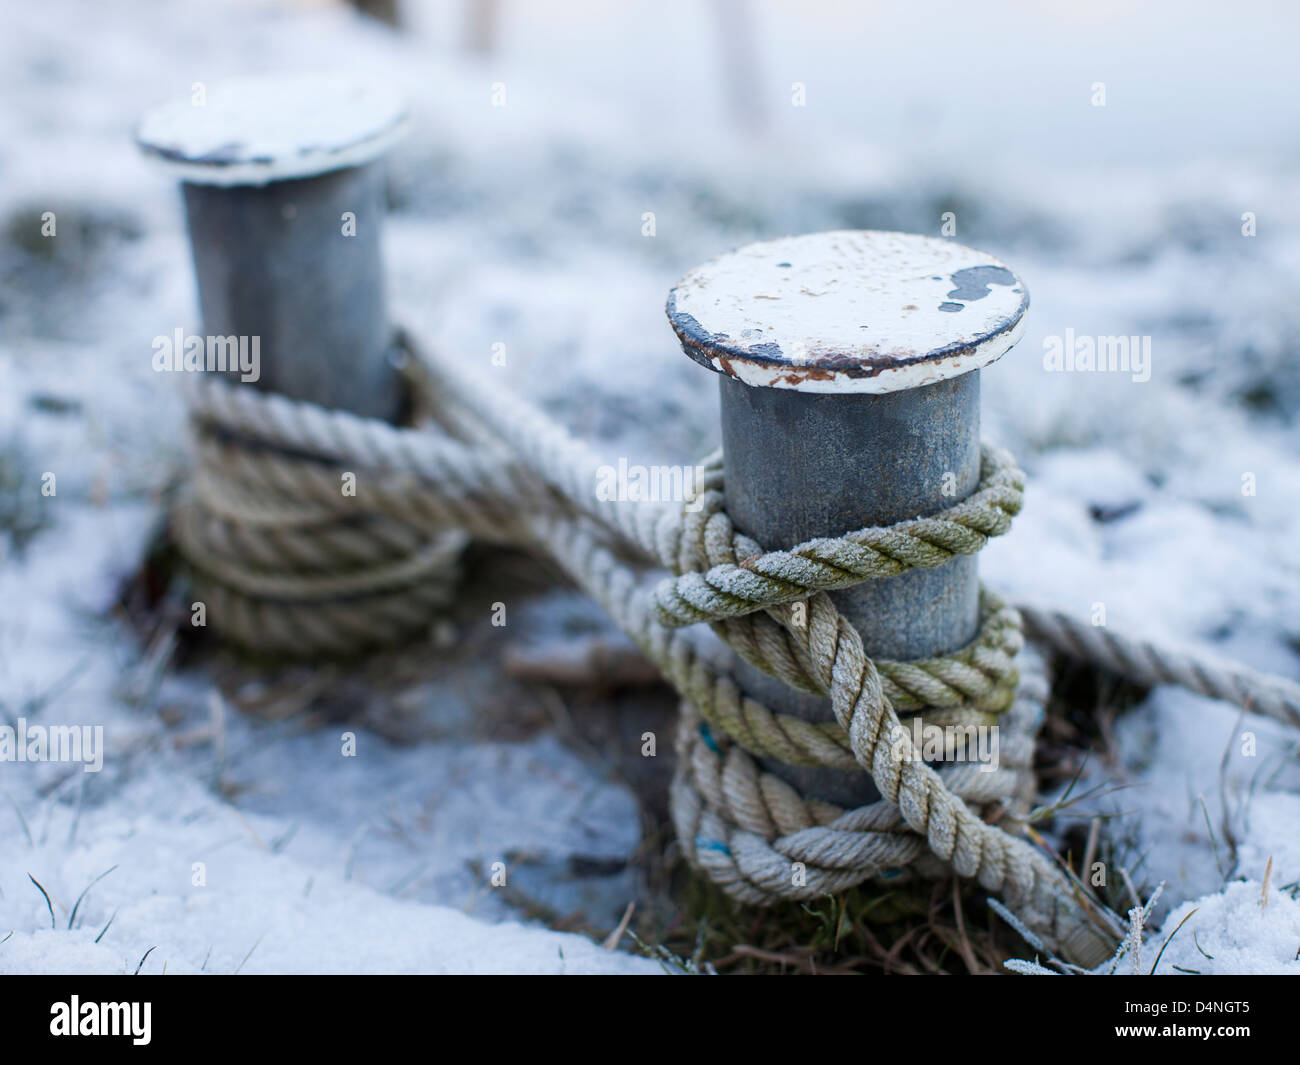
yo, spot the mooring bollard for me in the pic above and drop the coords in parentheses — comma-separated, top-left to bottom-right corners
(136, 75, 410, 420)
(667, 231, 1028, 806)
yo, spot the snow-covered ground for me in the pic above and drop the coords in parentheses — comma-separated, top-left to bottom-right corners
(1, 0, 1298, 973)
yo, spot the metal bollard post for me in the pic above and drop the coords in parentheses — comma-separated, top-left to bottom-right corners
(136, 75, 410, 420)
(667, 230, 1028, 807)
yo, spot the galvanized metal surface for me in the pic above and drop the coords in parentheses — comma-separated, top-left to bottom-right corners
(669, 230, 1020, 808)
(136, 75, 409, 187)
(719, 374, 981, 807)
(667, 230, 1028, 393)
(181, 165, 401, 419)
(719, 373, 981, 660)
(139, 76, 407, 421)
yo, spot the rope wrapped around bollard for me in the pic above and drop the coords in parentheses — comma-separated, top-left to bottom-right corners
(173, 328, 1300, 969)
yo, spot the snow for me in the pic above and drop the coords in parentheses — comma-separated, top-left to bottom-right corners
(1237, 793, 1300, 891)
(1129, 881, 1300, 977)
(3, 0, 1299, 973)
(1, 772, 657, 975)
(0, 481, 656, 974)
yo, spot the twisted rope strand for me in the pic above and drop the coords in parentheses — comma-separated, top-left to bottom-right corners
(652, 447, 1025, 628)
(1020, 604, 1300, 730)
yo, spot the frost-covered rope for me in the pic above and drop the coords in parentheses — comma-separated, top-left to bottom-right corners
(1019, 604, 1300, 729)
(173, 329, 1299, 966)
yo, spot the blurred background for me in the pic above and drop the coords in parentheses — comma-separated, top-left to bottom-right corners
(1, 0, 1298, 973)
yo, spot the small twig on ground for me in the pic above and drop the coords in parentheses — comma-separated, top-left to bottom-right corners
(67, 865, 118, 930)
(1198, 794, 1227, 883)
(1082, 816, 1101, 881)
(232, 934, 265, 974)
(94, 910, 117, 944)
(949, 880, 980, 974)
(1119, 865, 1143, 912)
(504, 636, 661, 688)
(27, 874, 55, 929)
(602, 901, 635, 950)
(1150, 908, 1197, 975)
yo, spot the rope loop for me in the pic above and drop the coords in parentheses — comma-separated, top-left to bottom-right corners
(653, 444, 1025, 628)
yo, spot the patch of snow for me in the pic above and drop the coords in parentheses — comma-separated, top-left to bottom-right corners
(1054, 687, 1300, 919)
(0, 770, 657, 975)
(1130, 881, 1300, 976)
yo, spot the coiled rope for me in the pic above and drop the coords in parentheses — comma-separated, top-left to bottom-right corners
(174, 329, 1300, 967)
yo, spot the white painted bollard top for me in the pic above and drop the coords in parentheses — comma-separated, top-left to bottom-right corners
(667, 230, 1029, 394)
(136, 75, 409, 187)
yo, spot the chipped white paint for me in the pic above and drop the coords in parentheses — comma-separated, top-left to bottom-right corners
(136, 75, 408, 186)
(667, 230, 1028, 393)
